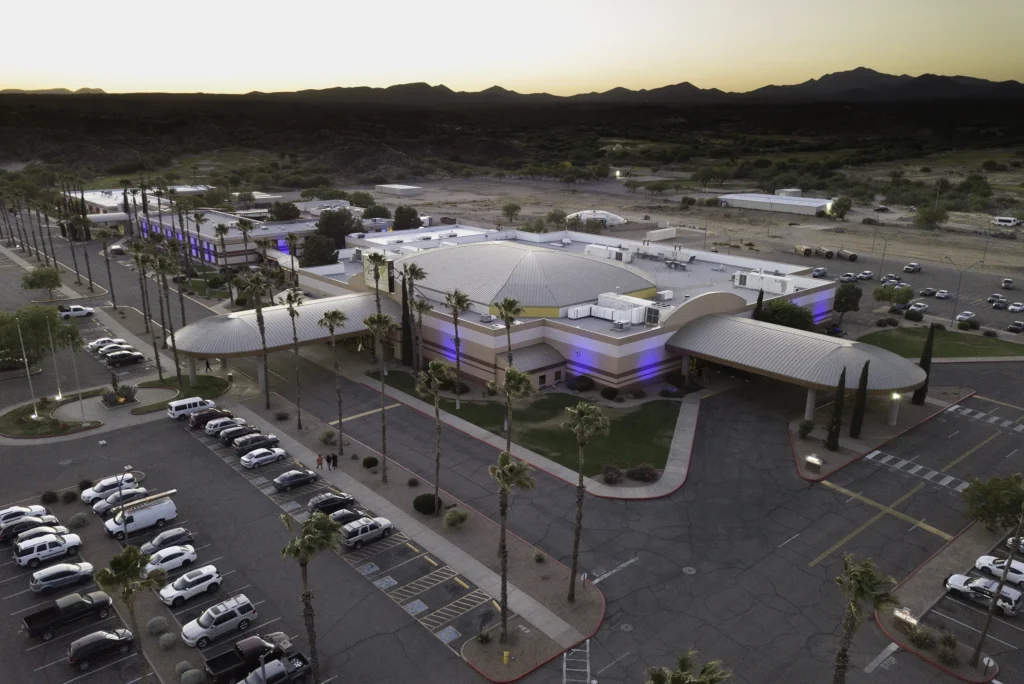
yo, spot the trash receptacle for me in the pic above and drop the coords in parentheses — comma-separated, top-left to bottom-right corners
(227, 373, 233, 382)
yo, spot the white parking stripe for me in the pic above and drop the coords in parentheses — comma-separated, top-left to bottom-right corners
(53, 654, 136, 684)
(198, 616, 282, 651)
(941, 596, 1024, 635)
(34, 656, 69, 671)
(2, 587, 33, 600)
(173, 584, 251, 616)
(931, 609, 1018, 649)
(25, 617, 117, 650)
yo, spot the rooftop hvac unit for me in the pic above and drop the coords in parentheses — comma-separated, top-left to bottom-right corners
(654, 290, 674, 302)
(353, 248, 363, 260)
(630, 306, 646, 325)
(568, 305, 591, 320)
(447, 232, 458, 238)
(480, 313, 495, 323)
(612, 321, 628, 330)
(645, 307, 661, 326)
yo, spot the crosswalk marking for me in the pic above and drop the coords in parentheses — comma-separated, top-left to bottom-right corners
(418, 589, 491, 630)
(862, 450, 969, 493)
(563, 639, 591, 684)
(387, 566, 459, 602)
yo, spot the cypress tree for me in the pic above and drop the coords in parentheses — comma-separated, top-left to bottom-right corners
(400, 269, 413, 366)
(849, 361, 869, 438)
(825, 368, 847, 451)
(753, 289, 764, 320)
(911, 324, 935, 405)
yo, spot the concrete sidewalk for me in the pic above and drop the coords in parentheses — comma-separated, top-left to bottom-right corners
(226, 400, 587, 650)
(349, 371, 704, 499)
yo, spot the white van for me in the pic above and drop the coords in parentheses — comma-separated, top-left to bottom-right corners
(992, 217, 1021, 227)
(167, 397, 216, 421)
(104, 493, 177, 540)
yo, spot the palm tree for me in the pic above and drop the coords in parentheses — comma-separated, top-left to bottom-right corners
(128, 188, 140, 237)
(254, 237, 274, 299)
(94, 228, 118, 311)
(645, 649, 731, 684)
(561, 402, 610, 602)
(831, 554, 897, 684)
(214, 223, 232, 301)
(417, 360, 455, 515)
(366, 252, 388, 315)
(280, 512, 342, 684)
(365, 312, 397, 483)
(144, 251, 169, 350)
(119, 179, 133, 236)
(41, 206, 59, 273)
(412, 299, 433, 374)
(489, 367, 532, 457)
(94, 545, 166, 684)
(280, 290, 305, 429)
(236, 217, 254, 268)
(445, 290, 470, 410)
(241, 273, 272, 409)
(131, 246, 152, 335)
(157, 255, 185, 391)
(32, 205, 51, 267)
(488, 451, 535, 643)
(168, 238, 188, 327)
(286, 232, 299, 287)
(317, 310, 348, 456)
(23, 200, 42, 263)
(494, 297, 523, 432)
(405, 263, 427, 369)
(191, 209, 209, 290)
(75, 215, 96, 292)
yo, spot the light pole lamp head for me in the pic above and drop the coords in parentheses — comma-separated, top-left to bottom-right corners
(891, 392, 901, 401)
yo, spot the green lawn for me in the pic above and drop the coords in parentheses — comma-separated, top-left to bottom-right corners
(859, 327, 1024, 358)
(187, 279, 230, 299)
(0, 389, 104, 438)
(369, 371, 679, 476)
(132, 375, 231, 414)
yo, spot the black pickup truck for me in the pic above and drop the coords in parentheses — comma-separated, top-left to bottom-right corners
(204, 633, 292, 683)
(22, 591, 112, 641)
(239, 653, 310, 683)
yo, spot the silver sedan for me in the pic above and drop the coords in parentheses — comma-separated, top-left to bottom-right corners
(240, 447, 288, 469)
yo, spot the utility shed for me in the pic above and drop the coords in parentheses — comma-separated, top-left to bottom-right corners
(375, 184, 423, 197)
(717, 193, 830, 216)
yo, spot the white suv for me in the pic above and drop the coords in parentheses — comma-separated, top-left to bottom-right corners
(81, 474, 139, 504)
(13, 533, 82, 568)
(181, 594, 258, 648)
(975, 556, 1024, 589)
(159, 565, 222, 607)
(341, 517, 393, 549)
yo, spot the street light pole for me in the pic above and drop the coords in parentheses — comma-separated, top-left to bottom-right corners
(46, 319, 62, 400)
(16, 317, 39, 420)
(945, 257, 981, 325)
(116, 465, 133, 542)
(70, 347, 85, 422)
(878, 238, 890, 278)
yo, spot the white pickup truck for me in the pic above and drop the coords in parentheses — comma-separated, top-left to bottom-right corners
(57, 305, 94, 320)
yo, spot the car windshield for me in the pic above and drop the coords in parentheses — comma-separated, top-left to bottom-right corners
(197, 611, 216, 628)
(112, 511, 124, 524)
(172, 576, 189, 590)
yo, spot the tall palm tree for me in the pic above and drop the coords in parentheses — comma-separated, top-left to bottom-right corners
(237, 218, 254, 267)
(129, 188, 140, 237)
(191, 208, 209, 290)
(94, 228, 118, 311)
(317, 310, 348, 456)
(75, 215, 96, 292)
(366, 252, 388, 315)
(412, 299, 433, 374)
(42, 206, 59, 273)
(23, 200, 42, 263)
(488, 451, 535, 643)
(147, 236, 168, 348)
(831, 554, 897, 684)
(365, 312, 397, 484)
(645, 649, 731, 684)
(241, 273, 272, 409)
(214, 223, 235, 303)
(157, 255, 185, 391)
(445, 289, 470, 410)
(281, 290, 305, 429)
(417, 360, 455, 515)
(254, 237, 274, 299)
(405, 262, 427, 369)
(489, 367, 532, 455)
(131, 247, 152, 336)
(494, 297, 523, 432)
(280, 512, 342, 684)
(561, 402, 610, 602)
(32, 205, 51, 267)
(152, 186, 165, 243)
(119, 179, 133, 236)
(286, 232, 299, 287)
(168, 238, 188, 327)
(61, 209, 83, 285)
(95, 545, 166, 684)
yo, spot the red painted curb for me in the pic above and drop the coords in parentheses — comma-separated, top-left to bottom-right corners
(790, 390, 977, 484)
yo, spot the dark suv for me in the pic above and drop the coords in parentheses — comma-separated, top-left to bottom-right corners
(220, 425, 260, 445)
(233, 433, 280, 456)
(67, 629, 134, 671)
(189, 409, 233, 430)
(307, 492, 355, 515)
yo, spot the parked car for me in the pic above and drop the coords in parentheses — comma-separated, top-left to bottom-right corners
(108, 244, 126, 256)
(67, 628, 134, 671)
(811, 267, 828, 278)
(1009, 537, 1024, 555)
(273, 470, 318, 492)
(918, 287, 937, 297)
(240, 448, 287, 469)
(205, 417, 246, 436)
(16, 525, 69, 545)
(881, 273, 901, 283)
(993, 300, 1009, 310)
(1007, 321, 1024, 334)
(140, 527, 194, 555)
(81, 474, 138, 504)
(894, 282, 912, 290)
(329, 509, 364, 526)
(0, 515, 61, 543)
(1009, 302, 1024, 313)
(975, 556, 1024, 589)
(908, 303, 928, 313)
(988, 293, 1008, 304)
(856, 271, 874, 280)
(159, 565, 222, 607)
(903, 263, 922, 273)
(955, 311, 975, 322)
(21, 591, 112, 641)
(935, 290, 953, 299)
(93, 487, 149, 518)
(30, 562, 94, 594)
(839, 273, 857, 283)
(307, 492, 355, 515)
(106, 351, 145, 368)
(889, 303, 911, 313)
(945, 574, 1022, 616)
(14, 533, 82, 568)
(240, 653, 311, 684)
(1002, 278, 1015, 290)
(0, 504, 47, 525)
(143, 545, 197, 578)
(181, 594, 258, 648)
(233, 433, 280, 456)
(97, 344, 134, 357)
(58, 304, 94, 320)
(104, 496, 177, 541)
(86, 337, 126, 351)
(220, 425, 260, 445)
(204, 633, 293, 684)
(167, 397, 217, 420)
(189, 409, 233, 429)
(340, 517, 393, 549)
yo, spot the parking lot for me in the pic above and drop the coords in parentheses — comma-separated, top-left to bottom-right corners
(77, 316, 157, 381)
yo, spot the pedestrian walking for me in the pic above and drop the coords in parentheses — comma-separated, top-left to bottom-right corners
(330, 454, 338, 470)
(325, 454, 332, 471)
(316, 454, 324, 469)
(205, 359, 212, 372)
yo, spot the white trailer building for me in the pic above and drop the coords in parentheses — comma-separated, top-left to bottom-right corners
(717, 193, 831, 216)
(375, 184, 423, 197)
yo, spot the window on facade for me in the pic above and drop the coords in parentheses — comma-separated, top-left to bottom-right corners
(538, 374, 547, 387)
(554, 371, 562, 382)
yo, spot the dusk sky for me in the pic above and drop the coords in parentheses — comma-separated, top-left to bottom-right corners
(6, 0, 1022, 94)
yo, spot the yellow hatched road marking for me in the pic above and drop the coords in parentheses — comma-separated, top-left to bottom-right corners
(809, 484, 924, 567)
(940, 433, 1000, 472)
(973, 396, 1024, 413)
(820, 481, 952, 541)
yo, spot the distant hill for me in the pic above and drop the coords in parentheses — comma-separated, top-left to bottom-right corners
(0, 87, 105, 95)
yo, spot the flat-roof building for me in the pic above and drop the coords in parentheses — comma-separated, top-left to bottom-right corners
(375, 184, 423, 197)
(717, 193, 831, 216)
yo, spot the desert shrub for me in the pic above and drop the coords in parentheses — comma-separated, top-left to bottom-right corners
(615, 396, 625, 402)
(983, 329, 998, 338)
(78, 479, 94, 492)
(957, 321, 971, 330)
(477, 630, 491, 644)
(234, 296, 248, 307)
(967, 318, 981, 330)
(862, 217, 879, 225)
(938, 644, 959, 666)
(798, 420, 814, 439)
(274, 411, 289, 421)
(175, 661, 193, 675)
(876, 318, 888, 327)
(703, 198, 718, 207)
(575, 375, 594, 391)
(207, 275, 225, 289)
(485, 385, 497, 396)
(319, 430, 337, 445)
(904, 310, 923, 322)
(885, 317, 900, 326)
(147, 617, 169, 635)
(62, 490, 78, 504)
(600, 386, 619, 400)
(660, 387, 683, 398)
(632, 389, 647, 399)
(919, 166, 931, 172)
(181, 670, 206, 684)
(413, 493, 443, 515)
(908, 626, 935, 649)
(68, 512, 88, 529)
(439, 378, 469, 394)
(626, 464, 659, 482)
(117, 384, 138, 402)
(931, 322, 946, 331)
(603, 465, 623, 484)
(362, 456, 378, 468)
(940, 631, 957, 651)
(407, 477, 419, 487)
(815, 210, 827, 218)
(565, 378, 578, 391)
(443, 508, 468, 529)
(40, 490, 58, 504)
(159, 633, 177, 651)
(534, 551, 546, 563)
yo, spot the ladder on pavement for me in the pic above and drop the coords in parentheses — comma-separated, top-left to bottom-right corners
(563, 639, 591, 684)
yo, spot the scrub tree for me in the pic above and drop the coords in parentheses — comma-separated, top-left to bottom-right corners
(501, 202, 521, 223)
(831, 555, 897, 684)
(825, 368, 846, 451)
(833, 284, 862, 325)
(21, 267, 62, 299)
